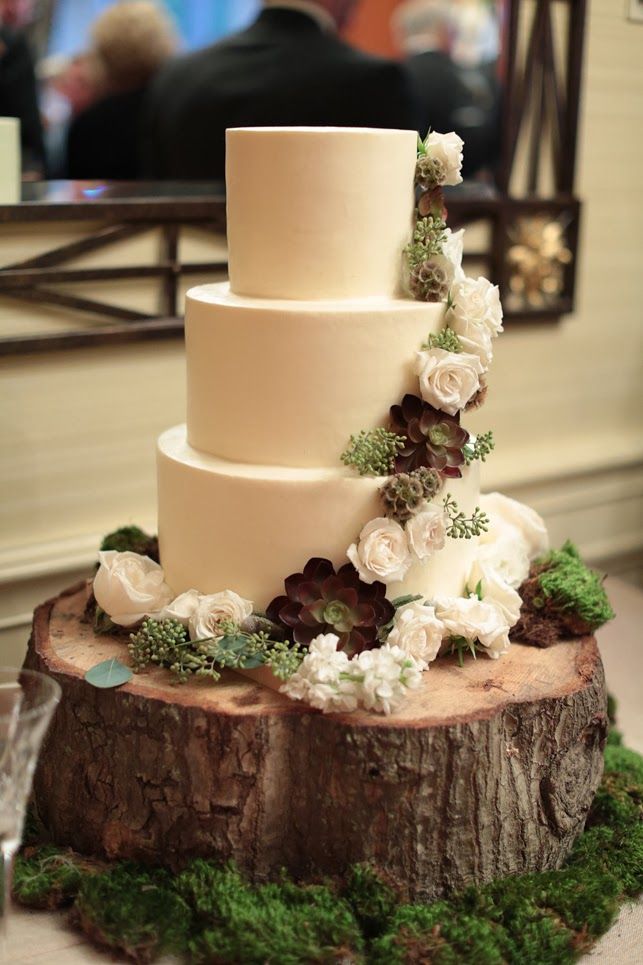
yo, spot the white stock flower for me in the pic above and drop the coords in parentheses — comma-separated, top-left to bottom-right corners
(480, 492, 549, 561)
(280, 633, 359, 713)
(347, 517, 412, 585)
(441, 227, 465, 283)
(355, 645, 424, 715)
(414, 347, 483, 416)
(188, 589, 253, 640)
(158, 588, 201, 624)
(424, 131, 464, 186)
(93, 550, 173, 627)
(434, 594, 511, 660)
(406, 505, 447, 561)
(449, 276, 504, 340)
(387, 601, 445, 664)
(467, 558, 522, 627)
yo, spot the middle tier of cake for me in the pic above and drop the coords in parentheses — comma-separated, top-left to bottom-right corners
(185, 284, 446, 467)
(158, 425, 480, 610)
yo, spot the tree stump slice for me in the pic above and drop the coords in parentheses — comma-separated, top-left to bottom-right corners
(26, 582, 608, 901)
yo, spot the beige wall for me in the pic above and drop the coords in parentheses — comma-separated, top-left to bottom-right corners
(1, 0, 642, 665)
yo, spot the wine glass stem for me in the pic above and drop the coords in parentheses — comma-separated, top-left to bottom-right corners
(0, 841, 17, 960)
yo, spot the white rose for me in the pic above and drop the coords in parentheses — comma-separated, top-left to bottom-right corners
(474, 534, 530, 589)
(93, 550, 173, 627)
(414, 347, 482, 415)
(158, 588, 201, 624)
(449, 276, 504, 339)
(424, 131, 464, 186)
(347, 517, 412, 585)
(453, 325, 494, 370)
(188, 589, 253, 640)
(441, 227, 465, 283)
(480, 492, 549, 561)
(406, 504, 447, 561)
(467, 558, 522, 626)
(387, 601, 445, 664)
(434, 594, 511, 658)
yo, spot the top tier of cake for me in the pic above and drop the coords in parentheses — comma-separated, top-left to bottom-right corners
(226, 127, 418, 301)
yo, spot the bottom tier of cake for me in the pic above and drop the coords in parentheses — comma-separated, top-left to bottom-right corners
(157, 425, 481, 609)
(27, 583, 608, 901)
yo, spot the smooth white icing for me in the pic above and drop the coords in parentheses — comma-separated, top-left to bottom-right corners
(157, 426, 480, 611)
(225, 127, 418, 300)
(186, 283, 446, 466)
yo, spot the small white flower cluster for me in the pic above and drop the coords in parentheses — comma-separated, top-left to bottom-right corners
(347, 504, 446, 585)
(93, 550, 253, 640)
(281, 633, 424, 716)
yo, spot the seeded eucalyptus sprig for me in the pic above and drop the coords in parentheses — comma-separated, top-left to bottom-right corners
(406, 216, 447, 268)
(341, 428, 406, 477)
(463, 431, 495, 465)
(442, 494, 489, 539)
(128, 617, 300, 685)
(421, 328, 462, 353)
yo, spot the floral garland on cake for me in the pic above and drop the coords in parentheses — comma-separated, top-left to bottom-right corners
(89, 132, 613, 715)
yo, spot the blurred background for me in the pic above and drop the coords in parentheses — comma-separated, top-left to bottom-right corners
(0, 0, 641, 667)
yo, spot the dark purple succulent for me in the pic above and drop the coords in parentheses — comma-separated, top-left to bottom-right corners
(389, 394, 470, 478)
(266, 557, 394, 656)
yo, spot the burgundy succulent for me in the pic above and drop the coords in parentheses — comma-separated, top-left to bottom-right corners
(266, 557, 394, 656)
(389, 394, 470, 477)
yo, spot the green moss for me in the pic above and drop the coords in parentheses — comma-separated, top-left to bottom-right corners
(100, 526, 158, 560)
(176, 861, 364, 964)
(13, 846, 89, 910)
(341, 863, 399, 939)
(72, 864, 190, 963)
(536, 541, 614, 630)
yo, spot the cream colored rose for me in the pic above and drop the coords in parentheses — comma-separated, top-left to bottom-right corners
(467, 558, 522, 626)
(93, 550, 173, 627)
(158, 589, 201, 625)
(387, 601, 445, 664)
(415, 347, 483, 416)
(347, 517, 412, 585)
(453, 325, 494, 370)
(188, 589, 253, 640)
(434, 594, 511, 658)
(406, 504, 447, 560)
(480, 492, 549, 561)
(441, 227, 465, 283)
(424, 131, 464, 186)
(449, 276, 503, 339)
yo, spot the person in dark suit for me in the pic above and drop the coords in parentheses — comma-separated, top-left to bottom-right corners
(65, 1, 177, 180)
(140, 0, 420, 181)
(0, 24, 44, 176)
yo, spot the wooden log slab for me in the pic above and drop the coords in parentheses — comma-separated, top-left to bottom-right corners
(26, 581, 608, 901)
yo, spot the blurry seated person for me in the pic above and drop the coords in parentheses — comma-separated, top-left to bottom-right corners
(395, 0, 499, 178)
(0, 23, 44, 177)
(66, 1, 176, 180)
(141, 0, 420, 181)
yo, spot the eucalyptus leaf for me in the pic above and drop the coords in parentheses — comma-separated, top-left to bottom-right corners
(241, 654, 266, 670)
(217, 635, 248, 653)
(391, 594, 424, 610)
(85, 658, 133, 689)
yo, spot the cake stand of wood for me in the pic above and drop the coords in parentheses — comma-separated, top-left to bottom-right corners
(26, 582, 608, 901)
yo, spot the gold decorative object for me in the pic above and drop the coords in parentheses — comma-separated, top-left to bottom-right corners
(507, 217, 573, 308)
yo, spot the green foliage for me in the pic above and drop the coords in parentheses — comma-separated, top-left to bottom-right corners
(421, 327, 462, 354)
(536, 541, 615, 630)
(84, 658, 132, 689)
(406, 216, 447, 269)
(12, 732, 643, 963)
(341, 429, 406, 477)
(463, 430, 495, 465)
(128, 617, 301, 685)
(100, 526, 158, 560)
(443, 494, 489, 539)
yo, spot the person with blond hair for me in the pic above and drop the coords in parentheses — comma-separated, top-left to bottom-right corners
(66, 1, 177, 179)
